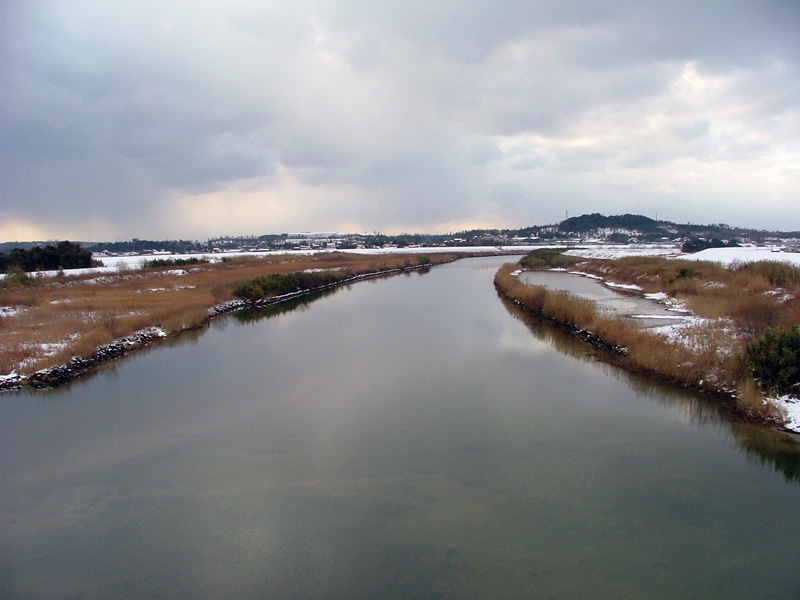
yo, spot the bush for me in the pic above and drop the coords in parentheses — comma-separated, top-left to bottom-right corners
(232, 270, 343, 301)
(520, 248, 581, 270)
(746, 326, 800, 396)
(734, 261, 800, 288)
(0, 266, 40, 290)
(731, 294, 782, 338)
(144, 257, 209, 268)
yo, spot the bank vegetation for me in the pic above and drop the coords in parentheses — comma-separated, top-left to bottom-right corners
(1, 252, 455, 387)
(495, 250, 800, 426)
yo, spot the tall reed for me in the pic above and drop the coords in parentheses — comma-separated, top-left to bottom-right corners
(494, 262, 760, 418)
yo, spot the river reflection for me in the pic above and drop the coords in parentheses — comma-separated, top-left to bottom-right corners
(1, 256, 799, 600)
(499, 294, 800, 484)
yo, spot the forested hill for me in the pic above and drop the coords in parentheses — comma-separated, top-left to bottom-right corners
(555, 213, 799, 244)
(559, 213, 661, 233)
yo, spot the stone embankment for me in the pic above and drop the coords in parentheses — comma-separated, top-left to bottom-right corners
(1, 327, 168, 390)
(0, 262, 434, 391)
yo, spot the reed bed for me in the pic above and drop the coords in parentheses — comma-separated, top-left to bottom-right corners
(1, 252, 458, 376)
(567, 256, 800, 328)
(495, 258, 796, 422)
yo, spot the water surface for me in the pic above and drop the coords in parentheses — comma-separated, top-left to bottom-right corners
(1, 256, 799, 599)
(520, 269, 690, 327)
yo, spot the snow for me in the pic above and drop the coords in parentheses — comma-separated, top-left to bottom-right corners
(0, 371, 23, 384)
(567, 270, 603, 280)
(605, 281, 643, 292)
(137, 285, 196, 293)
(683, 246, 800, 266)
(565, 244, 681, 260)
(564, 270, 642, 291)
(644, 292, 669, 301)
(564, 244, 800, 268)
(772, 396, 800, 433)
(95, 246, 542, 271)
(3, 244, 798, 283)
(649, 316, 716, 342)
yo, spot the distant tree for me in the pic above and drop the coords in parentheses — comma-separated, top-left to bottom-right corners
(681, 237, 739, 253)
(0, 241, 94, 273)
(607, 232, 630, 243)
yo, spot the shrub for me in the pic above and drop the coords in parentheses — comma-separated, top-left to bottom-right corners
(232, 270, 346, 301)
(746, 326, 800, 396)
(520, 248, 581, 270)
(144, 257, 209, 268)
(735, 261, 800, 288)
(0, 266, 40, 290)
(731, 294, 782, 338)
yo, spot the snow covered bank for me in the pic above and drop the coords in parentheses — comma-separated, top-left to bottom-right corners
(565, 244, 681, 260)
(1, 327, 168, 391)
(774, 396, 800, 432)
(683, 246, 800, 266)
(565, 244, 800, 267)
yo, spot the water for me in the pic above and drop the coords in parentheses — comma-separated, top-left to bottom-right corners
(1, 256, 799, 599)
(519, 269, 687, 327)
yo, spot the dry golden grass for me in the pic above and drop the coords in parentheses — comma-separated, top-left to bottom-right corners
(1, 252, 459, 375)
(495, 257, 800, 422)
(570, 256, 800, 327)
(737, 378, 784, 420)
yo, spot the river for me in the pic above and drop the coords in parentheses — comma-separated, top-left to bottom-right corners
(1, 256, 799, 599)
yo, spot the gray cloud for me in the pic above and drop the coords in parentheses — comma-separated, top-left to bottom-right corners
(1, 0, 799, 241)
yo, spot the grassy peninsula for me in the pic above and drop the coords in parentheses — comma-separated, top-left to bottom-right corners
(0, 252, 457, 387)
(495, 249, 800, 427)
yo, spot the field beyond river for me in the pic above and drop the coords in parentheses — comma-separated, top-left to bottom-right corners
(3, 244, 799, 436)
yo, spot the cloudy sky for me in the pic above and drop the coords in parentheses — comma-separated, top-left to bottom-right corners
(2, 1, 799, 241)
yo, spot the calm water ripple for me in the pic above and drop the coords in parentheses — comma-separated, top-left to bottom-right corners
(1, 256, 798, 599)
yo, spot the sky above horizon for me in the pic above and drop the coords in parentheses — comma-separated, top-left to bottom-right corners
(2, 1, 799, 242)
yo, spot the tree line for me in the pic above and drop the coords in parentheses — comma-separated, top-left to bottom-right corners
(0, 241, 97, 273)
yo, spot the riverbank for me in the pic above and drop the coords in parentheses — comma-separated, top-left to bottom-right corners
(1, 252, 467, 391)
(494, 257, 800, 433)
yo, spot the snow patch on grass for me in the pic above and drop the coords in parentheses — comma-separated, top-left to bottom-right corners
(565, 245, 681, 260)
(685, 247, 800, 266)
(605, 281, 643, 292)
(567, 270, 602, 280)
(137, 285, 196, 294)
(644, 292, 669, 302)
(651, 317, 731, 351)
(765, 288, 794, 302)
